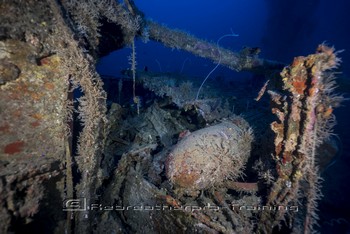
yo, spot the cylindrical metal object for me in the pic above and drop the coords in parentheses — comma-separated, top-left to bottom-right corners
(165, 116, 253, 195)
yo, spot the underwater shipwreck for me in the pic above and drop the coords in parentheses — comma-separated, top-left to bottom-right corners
(1, 0, 349, 233)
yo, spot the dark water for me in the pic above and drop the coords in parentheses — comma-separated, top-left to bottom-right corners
(97, 1, 350, 232)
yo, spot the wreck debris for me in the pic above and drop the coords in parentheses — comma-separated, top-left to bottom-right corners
(147, 20, 285, 73)
(95, 96, 268, 233)
(141, 73, 196, 107)
(99, 110, 259, 233)
(259, 44, 344, 233)
(165, 116, 253, 196)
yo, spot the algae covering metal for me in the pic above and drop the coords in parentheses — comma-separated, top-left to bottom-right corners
(0, 37, 69, 234)
(0, 40, 68, 158)
(0, 1, 72, 232)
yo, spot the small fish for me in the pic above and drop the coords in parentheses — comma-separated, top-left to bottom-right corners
(255, 80, 270, 101)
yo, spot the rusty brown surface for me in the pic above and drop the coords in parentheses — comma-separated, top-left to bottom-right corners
(0, 1, 71, 232)
(259, 45, 343, 233)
